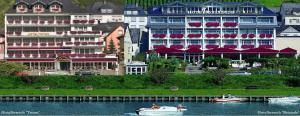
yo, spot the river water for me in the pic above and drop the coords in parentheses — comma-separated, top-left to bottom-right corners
(0, 102, 299, 115)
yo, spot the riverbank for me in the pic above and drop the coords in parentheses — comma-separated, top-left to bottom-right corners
(0, 89, 299, 96)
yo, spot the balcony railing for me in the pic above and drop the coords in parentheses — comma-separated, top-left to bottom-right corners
(7, 20, 71, 25)
(241, 34, 256, 39)
(223, 45, 237, 49)
(73, 20, 96, 24)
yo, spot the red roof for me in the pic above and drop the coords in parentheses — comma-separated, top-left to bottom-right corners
(205, 48, 240, 54)
(242, 47, 279, 54)
(72, 58, 118, 62)
(154, 47, 184, 54)
(280, 47, 297, 54)
(185, 47, 203, 54)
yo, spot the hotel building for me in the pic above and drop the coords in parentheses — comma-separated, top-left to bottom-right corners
(5, 0, 119, 74)
(147, 1, 291, 62)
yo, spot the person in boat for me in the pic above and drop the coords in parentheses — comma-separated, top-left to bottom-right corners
(177, 104, 184, 109)
(151, 103, 160, 109)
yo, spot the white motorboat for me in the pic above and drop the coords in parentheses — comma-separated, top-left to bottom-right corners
(136, 104, 187, 116)
(268, 97, 300, 104)
(211, 94, 246, 102)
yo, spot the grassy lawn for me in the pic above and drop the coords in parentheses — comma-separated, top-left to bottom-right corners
(0, 89, 300, 96)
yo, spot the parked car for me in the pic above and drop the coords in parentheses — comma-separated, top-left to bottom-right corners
(227, 71, 252, 76)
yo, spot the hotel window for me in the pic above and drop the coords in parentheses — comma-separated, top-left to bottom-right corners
(224, 40, 235, 45)
(132, 11, 138, 15)
(50, 4, 61, 12)
(33, 4, 44, 13)
(139, 17, 145, 22)
(170, 29, 184, 34)
(289, 19, 300, 24)
(187, 17, 202, 22)
(207, 40, 216, 45)
(190, 40, 200, 45)
(223, 29, 237, 34)
(240, 29, 255, 34)
(74, 26, 87, 31)
(240, 17, 256, 24)
(242, 40, 253, 45)
(131, 17, 136, 22)
(150, 17, 167, 23)
(169, 17, 185, 23)
(260, 40, 271, 45)
(17, 4, 27, 13)
(258, 29, 273, 34)
(205, 29, 220, 34)
(172, 40, 182, 45)
(75, 49, 95, 54)
(151, 29, 167, 34)
(257, 17, 274, 24)
(188, 29, 202, 34)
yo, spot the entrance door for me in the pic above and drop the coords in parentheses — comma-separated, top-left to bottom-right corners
(60, 62, 70, 71)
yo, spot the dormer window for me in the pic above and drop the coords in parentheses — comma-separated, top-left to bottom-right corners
(33, 4, 44, 13)
(101, 9, 113, 13)
(17, 4, 28, 13)
(50, 4, 61, 13)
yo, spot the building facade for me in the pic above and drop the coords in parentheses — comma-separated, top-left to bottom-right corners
(5, 0, 119, 74)
(147, 1, 278, 62)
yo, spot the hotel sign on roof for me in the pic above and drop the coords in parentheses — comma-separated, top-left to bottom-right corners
(188, 10, 238, 14)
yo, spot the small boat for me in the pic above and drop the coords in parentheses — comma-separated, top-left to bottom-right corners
(268, 97, 300, 104)
(211, 94, 245, 102)
(136, 104, 187, 116)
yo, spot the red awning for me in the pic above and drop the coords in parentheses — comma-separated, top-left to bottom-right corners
(280, 47, 297, 54)
(185, 47, 203, 54)
(205, 48, 240, 54)
(242, 47, 279, 54)
(6, 59, 55, 62)
(154, 47, 184, 54)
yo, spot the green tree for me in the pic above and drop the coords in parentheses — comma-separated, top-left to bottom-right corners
(148, 68, 172, 84)
(0, 62, 27, 76)
(108, 39, 116, 54)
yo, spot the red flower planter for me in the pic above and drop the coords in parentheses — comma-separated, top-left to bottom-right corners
(80, 20, 88, 23)
(40, 43, 47, 46)
(188, 22, 201, 27)
(259, 34, 266, 38)
(224, 45, 237, 49)
(32, 20, 38, 24)
(223, 22, 238, 27)
(23, 43, 30, 46)
(81, 42, 88, 45)
(73, 20, 80, 23)
(241, 45, 255, 49)
(170, 34, 184, 39)
(15, 32, 21, 36)
(170, 45, 184, 49)
(40, 20, 45, 24)
(32, 43, 38, 46)
(57, 20, 62, 24)
(259, 45, 273, 48)
(248, 34, 255, 38)
(48, 43, 55, 46)
(70, 31, 77, 34)
(64, 20, 70, 24)
(56, 32, 63, 35)
(188, 34, 201, 38)
(153, 34, 166, 38)
(89, 20, 95, 24)
(266, 34, 273, 38)
(74, 42, 81, 45)
(241, 34, 248, 38)
(206, 45, 219, 49)
(48, 20, 54, 24)
(206, 34, 219, 38)
(24, 20, 29, 23)
(66, 42, 73, 45)
(206, 22, 220, 27)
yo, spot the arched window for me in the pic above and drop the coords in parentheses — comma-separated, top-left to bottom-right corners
(33, 4, 44, 13)
(50, 4, 61, 13)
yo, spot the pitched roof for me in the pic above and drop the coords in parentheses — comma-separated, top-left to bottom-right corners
(205, 48, 240, 54)
(242, 48, 279, 54)
(280, 47, 297, 54)
(7, 0, 87, 14)
(86, 1, 123, 15)
(280, 3, 300, 16)
(277, 25, 300, 35)
(92, 22, 124, 33)
(129, 29, 140, 44)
